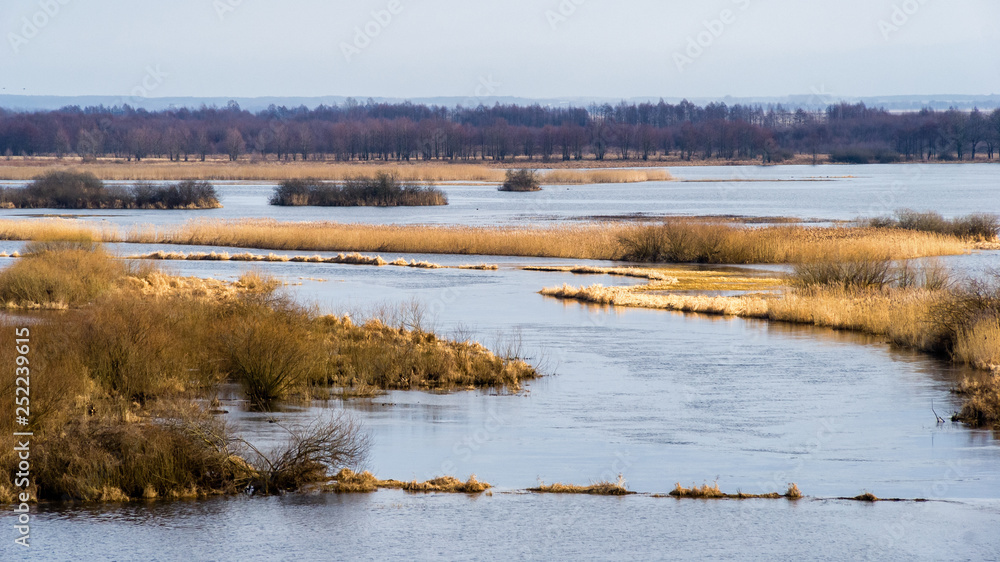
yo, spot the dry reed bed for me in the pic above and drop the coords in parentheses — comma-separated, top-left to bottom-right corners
(0, 219, 971, 264)
(130, 250, 497, 270)
(0, 162, 672, 184)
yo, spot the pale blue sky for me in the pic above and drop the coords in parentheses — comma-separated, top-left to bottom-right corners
(2, 0, 998, 99)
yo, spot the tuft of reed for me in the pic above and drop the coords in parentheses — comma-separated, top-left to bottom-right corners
(326, 469, 491, 494)
(667, 481, 802, 500)
(951, 373, 1000, 428)
(854, 492, 879, 502)
(530, 475, 632, 496)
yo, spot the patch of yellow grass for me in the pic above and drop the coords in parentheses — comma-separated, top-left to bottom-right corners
(543, 281, 947, 351)
(666, 482, 802, 500)
(0, 161, 671, 184)
(953, 315, 1000, 370)
(0, 219, 970, 264)
(326, 469, 491, 494)
(542, 283, 774, 317)
(540, 169, 672, 184)
(529, 476, 633, 496)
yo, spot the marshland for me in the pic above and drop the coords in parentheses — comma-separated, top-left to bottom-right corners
(1, 162, 999, 560)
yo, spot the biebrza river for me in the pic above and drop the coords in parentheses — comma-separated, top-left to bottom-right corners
(2, 164, 999, 561)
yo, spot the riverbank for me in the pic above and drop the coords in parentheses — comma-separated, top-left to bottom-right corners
(0, 243, 536, 503)
(540, 262, 1000, 428)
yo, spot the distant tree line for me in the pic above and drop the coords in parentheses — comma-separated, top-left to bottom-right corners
(2, 98, 999, 164)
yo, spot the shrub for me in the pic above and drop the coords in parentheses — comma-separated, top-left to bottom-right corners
(860, 210, 999, 241)
(0, 172, 220, 209)
(499, 169, 542, 192)
(241, 416, 369, 494)
(270, 174, 446, 207)
(792, 254, 895, 290)
(224, 308, 324, 403)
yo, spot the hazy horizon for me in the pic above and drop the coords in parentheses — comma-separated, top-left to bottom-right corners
(3, 0, 999, 101)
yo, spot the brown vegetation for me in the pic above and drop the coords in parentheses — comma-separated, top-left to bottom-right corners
(861, 209, 999, 241)
(0, 219, 971, 265)
(0, 161, 671, 184)
(666, 482, 802, 500)
(326, 469, 491, 494)
(499, 169, 542, 192)
(0, 171, 220, 209)
(0, 244, 536, 503)
(543, 257, 1000, 428)
(269, 174, 447, 207)
(529, 476, 632, 496)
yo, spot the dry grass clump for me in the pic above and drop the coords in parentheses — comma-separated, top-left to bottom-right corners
(667, 482, 802, 500)
(318, 315, 538, 392)
(270, 174, 446, 207)
(0, 161, 671, 184)
(0, 238, 129, 308)
(530, 475, 632, 496)
(951, 374, 1000, 428)
(326, 469, 490, 494)
(669, 482, 725, 498)
(398, 475, 491, 493)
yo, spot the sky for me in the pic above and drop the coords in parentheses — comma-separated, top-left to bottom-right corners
(2, 0, 999, 101)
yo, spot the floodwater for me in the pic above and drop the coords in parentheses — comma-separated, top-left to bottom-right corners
(1, 165, 999, 560)
(0, 163, 998, 226)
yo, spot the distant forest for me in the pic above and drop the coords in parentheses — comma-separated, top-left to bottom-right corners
(2, 99, 999, 164)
